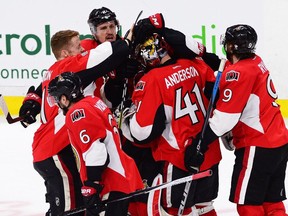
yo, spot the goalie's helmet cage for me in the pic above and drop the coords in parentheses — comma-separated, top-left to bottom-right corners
(87, 7, 119, 34)
(223, 24, 257, 54)
(48, 72, 83, 104)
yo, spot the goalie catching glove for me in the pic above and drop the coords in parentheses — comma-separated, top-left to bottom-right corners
(82, 180, 105, 216)
(19, 85, 41, 127)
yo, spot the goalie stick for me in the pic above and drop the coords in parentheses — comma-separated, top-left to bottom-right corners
(178, 58, 226, 216)
(61, 169, 212, 216)
(118, 10, 143, 129)
(0, 94, 24, 124)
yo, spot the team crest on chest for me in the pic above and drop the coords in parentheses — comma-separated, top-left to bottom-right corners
(135, 81, 146, 91)
(70, 109, 85, 122)
(225, 70, 240, 81)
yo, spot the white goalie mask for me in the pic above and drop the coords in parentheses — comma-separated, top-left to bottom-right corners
(138, 34, 168, 68)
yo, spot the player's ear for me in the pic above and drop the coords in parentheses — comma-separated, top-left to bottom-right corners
(60, 95, 69, 105)
(61, 49, 69, 58)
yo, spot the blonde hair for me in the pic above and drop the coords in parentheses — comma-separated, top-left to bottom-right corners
(51, 30, 80, 59)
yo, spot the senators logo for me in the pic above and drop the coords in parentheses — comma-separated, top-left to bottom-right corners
(135, 81, 145, 91)
(225, 70, 240, 81)
(70, 109, 85, 122)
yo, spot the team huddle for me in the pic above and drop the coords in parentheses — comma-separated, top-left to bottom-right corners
(18, 6, 288, 216)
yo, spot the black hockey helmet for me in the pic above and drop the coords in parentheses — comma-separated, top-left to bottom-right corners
(221, 24, 257, 54)
(88, 7, 119, 34)
(48, 72, 83, 105)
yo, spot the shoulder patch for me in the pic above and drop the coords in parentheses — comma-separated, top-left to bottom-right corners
(70, 109, 85, 122)
(94, 99, 107, 112)
(135, 80, 146, 91)
(225, 70, 240, 81)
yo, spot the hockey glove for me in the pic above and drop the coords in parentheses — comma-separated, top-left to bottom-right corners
(184, 134, 208, 173)
(202, 52, 221, 72)
(118, 100, 137, 142)
(103, 77, 125, 108)
(133, 13, 165, 46)
(113, 99, 132, 124)
(185, 125, 219, 172)
(118, 58, 141, 79)
(19, 86, 41, 128)
(125, 58, 141, 78)
(122, 100, 136, 119)
(81, 181, 105, 216)
(220, 131, 235, 151)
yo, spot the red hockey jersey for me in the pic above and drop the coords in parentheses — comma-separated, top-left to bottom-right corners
(129, 58, 222, 171)
(209, 55, 288, 149)
(80, 38, 104, 98)
(66, 96, 143, 195)
(32, 40, 129, 162)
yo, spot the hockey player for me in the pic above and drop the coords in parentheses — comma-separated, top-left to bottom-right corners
(112, 13, 222, 216)
(47, 72, 143, 216)
(101, 12, 208, 110)
(118, 13, 218, 216)
(186, 24, 288, 215)
(81, 7, 141, 109)
(18, 28, 134, 215)
(122, 34, 221, 216)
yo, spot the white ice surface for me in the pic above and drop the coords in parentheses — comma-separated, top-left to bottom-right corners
(0, 119, 287, 216)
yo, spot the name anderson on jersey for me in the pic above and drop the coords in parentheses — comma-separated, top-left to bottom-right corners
(165, 66, 199, 89)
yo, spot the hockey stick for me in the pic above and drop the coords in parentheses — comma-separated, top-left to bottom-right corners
(123, 10, 143, 39)
(177, 58, 226, 216)
(61, 169, 212, 216)
(198, 58, 226, 152)
(0, 94, 24, 124)
(118, 10, 143, 129)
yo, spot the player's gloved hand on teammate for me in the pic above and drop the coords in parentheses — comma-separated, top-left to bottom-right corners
(125, 58, 141, 78)
(184, 134, 208, 173)
(19, 85, 41, 128)
(118, 100, 137, 142)
(113, 99, 132, 124)
(118, 58, 141, 79)
(202, 52, 221, 72)
(133, 13, 165, 46)
(81, 180, 105, 216)
(122, 99, 137, 120)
